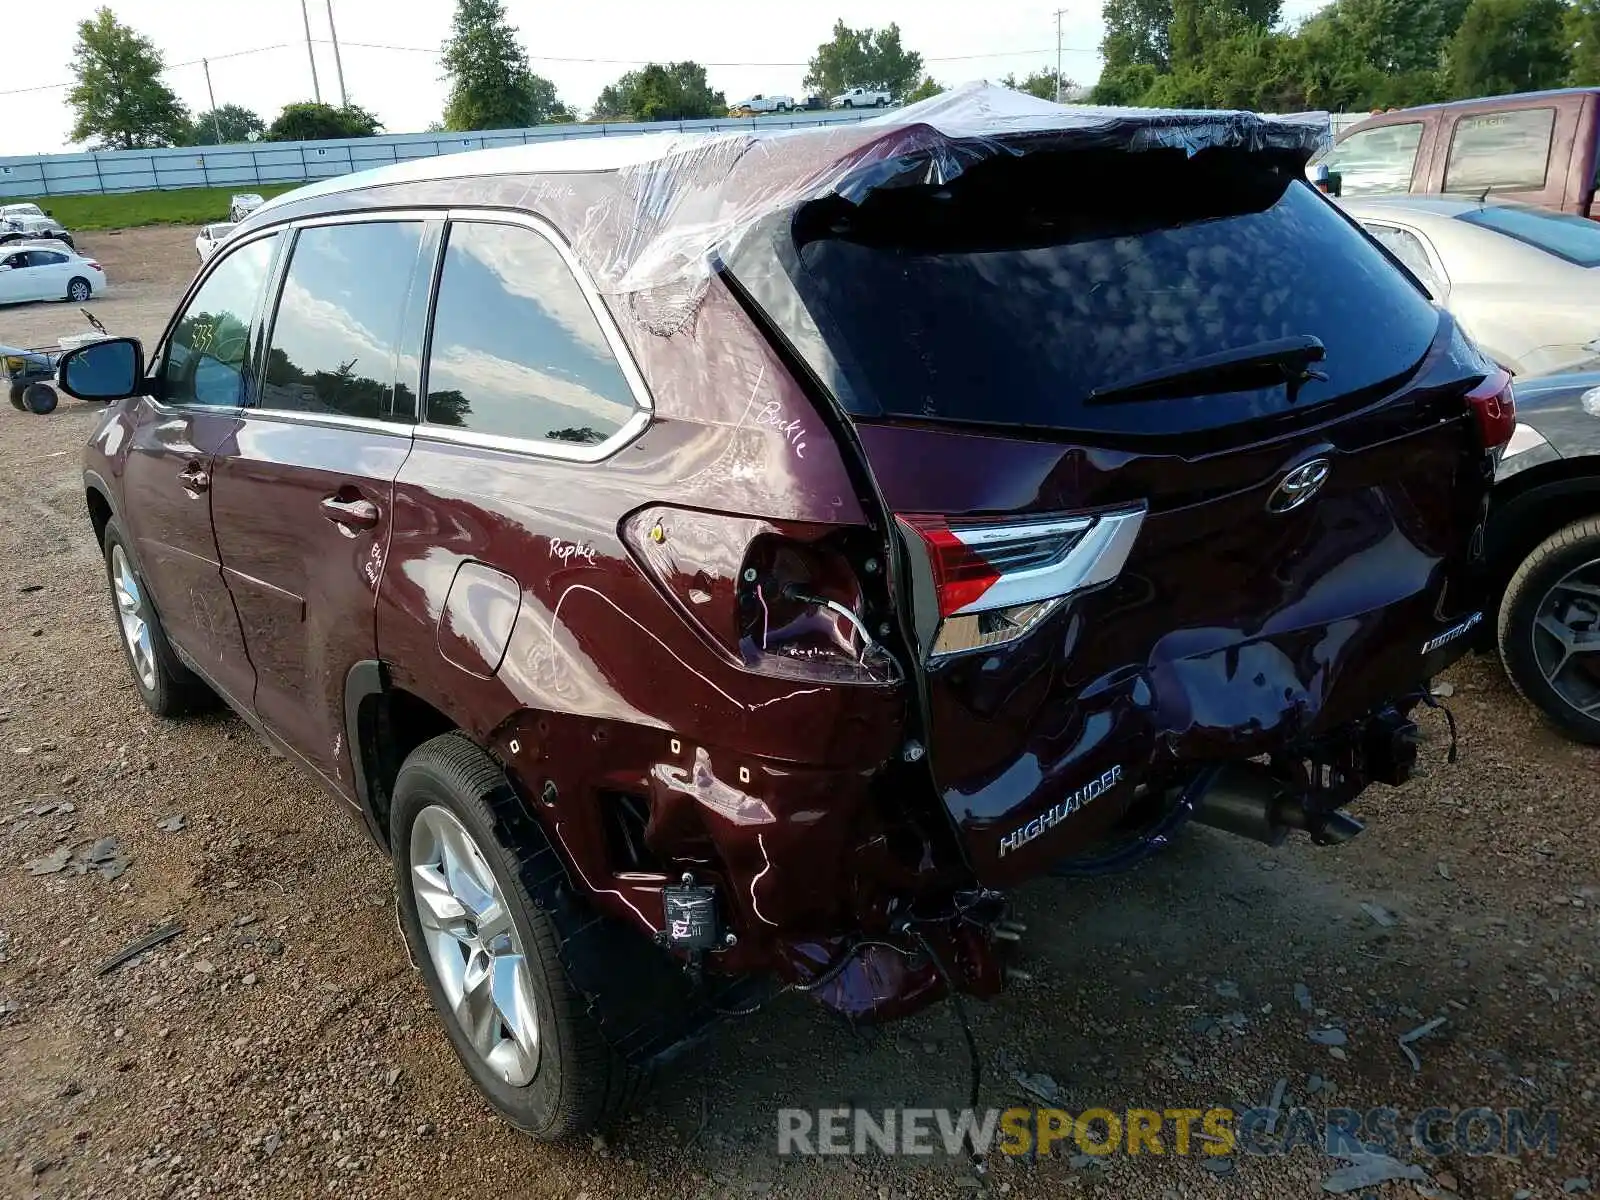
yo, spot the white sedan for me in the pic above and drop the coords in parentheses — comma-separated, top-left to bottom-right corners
(0, 244, 106, 305)
(195, 222, 236, 261)
(1340, 195, 1600, 377)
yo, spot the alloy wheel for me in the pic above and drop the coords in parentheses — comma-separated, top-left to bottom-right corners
(111, 544, 156, 691)
(69, 280, 89, 301)
(1530, 556, 1600, 720)
(409, 805, 541, 1086)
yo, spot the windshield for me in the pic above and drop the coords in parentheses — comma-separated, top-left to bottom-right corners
(1456, 205, 1600, 267)
(753, 146, 1441, 436)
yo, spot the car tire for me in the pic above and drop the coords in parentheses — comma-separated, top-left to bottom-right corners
(21, 383, 57, 415)
(100, 520, 216, 718)
(67, 277, 91, 302)
(392, 734, 645, 1139)
(8, 383, 26, 411)
(1497, 516, 1600, 745)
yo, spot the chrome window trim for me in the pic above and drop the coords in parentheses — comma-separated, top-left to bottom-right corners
(234, 408, 418, 437)
(403, 207, 655, 465)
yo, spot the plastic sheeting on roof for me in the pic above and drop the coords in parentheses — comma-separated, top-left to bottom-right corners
(562, 82, 1331, 327)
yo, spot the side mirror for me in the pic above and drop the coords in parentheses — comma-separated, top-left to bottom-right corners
(58, 336, 145, 401)
(1325, 170, 1343, 198)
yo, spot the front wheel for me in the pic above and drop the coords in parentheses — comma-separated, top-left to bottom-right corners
(842, 99, 854, 108)
(67, 277, 91, 302)
(101, 521, 215, 717)
(1497, 516, 1600, 745)
(392, 734, 644, 1139)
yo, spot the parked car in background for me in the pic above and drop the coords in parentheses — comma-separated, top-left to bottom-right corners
(1341, 195, 1600, 378)
(1312, 88, 1600, 215)
(57, 86, 1501, 1141)
(800, 93, 827, 111)
(0, 244, 103, 305)
(195, 222, 236, 262)
(728, 94, 794, 116)
(1484, 372, 1600, 743)
(229, 193, 265, 222)
(830, 86, 891, 108)
(0, 203, 74, 249)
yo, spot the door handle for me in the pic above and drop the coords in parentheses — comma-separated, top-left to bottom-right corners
(320, 494, 380, 532)
(177, 466, 209, 494)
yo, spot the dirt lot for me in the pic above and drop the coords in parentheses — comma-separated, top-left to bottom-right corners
(0, 227, 1597, 1200)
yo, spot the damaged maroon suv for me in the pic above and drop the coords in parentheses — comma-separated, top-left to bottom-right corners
(60, 86, 1509, 1137)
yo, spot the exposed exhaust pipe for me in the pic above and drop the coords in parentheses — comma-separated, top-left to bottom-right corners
(1192, 762, 1363, 847)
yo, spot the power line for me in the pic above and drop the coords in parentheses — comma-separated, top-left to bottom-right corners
(0, 43, 290, 96)
(0, 37, 1101, 99)
(326, 39, 1099, 66)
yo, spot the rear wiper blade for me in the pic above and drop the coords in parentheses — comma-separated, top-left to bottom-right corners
(1085, 335, 1330, 406)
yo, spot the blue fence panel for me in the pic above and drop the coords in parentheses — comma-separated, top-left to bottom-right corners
(0, 108, 890, 199)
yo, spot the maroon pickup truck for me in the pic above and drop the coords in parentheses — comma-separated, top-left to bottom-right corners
(1315, 87, 1600, 216)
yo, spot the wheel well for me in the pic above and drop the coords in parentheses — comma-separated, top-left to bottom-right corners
(355, 683, 456, 844)
(86, 487, 113, 549)
(1488, 463, 1600, 597)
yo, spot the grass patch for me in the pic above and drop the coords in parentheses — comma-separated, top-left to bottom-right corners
(13, 185, 303, 232)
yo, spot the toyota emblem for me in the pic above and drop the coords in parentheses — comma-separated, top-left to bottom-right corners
(1267, 458, 1332, 513)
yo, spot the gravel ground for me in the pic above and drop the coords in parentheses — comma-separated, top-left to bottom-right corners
(0, 227, 1597, 1200)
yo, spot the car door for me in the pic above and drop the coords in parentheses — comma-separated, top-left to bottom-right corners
(207, 215, 437, 798)
(0, 251, 27, 302)
(115, 231, 283, 710)
(24, 250, 67, 300)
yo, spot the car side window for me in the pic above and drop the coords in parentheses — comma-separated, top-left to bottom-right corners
(1444, 109, 1556, 193)
(1323, 123, 1423, 196)
(2, 253, 28, 270)
(1363, 224, 1445, 296)
(423, 220, 640, 447)
(163, 233, 280, 409)
(259, 221, 425, 422)
(26, 251, 66, 267)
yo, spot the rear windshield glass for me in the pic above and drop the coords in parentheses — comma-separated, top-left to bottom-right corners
(764, 147, 1441, 436)
(1456, 205, 1600, 267)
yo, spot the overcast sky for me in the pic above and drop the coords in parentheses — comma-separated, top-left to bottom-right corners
(0, 0, 1331, 157)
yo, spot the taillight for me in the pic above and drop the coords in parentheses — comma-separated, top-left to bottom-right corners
(897, 508, 1146, 658)
(620, 506, 899, 683)
(1465, 369, 1516, 449)
(85, 261, 101, 271)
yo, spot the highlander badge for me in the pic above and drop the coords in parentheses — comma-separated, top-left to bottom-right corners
(998, 765, 1124, 858)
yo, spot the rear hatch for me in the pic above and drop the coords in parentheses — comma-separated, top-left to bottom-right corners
(729, 141, 1498, 884)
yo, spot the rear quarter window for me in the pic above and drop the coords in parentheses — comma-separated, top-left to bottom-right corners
(1444, 109, 1556, 193)
(771, 151, 1442, 438)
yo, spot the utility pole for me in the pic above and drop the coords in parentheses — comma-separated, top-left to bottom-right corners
(1054, 7, 1068, 102)
(325, 0, 348, 107)
(300, 0, 322, 104)
(202, 58, 223, 143)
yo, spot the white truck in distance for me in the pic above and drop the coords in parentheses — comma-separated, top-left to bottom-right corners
(830, 86, 892, 109)
(729, 95, 795, 115)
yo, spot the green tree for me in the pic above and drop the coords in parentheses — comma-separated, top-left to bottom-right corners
(903, 76, 946, 103)
(67, 8, 187, 149)
(804, 21, 924, 97)
(591, 62, 725, 122)
(1446, 0, 1570, 96)
(1001, 68, 1070, 99)
(267, 102, 383, 141)
(440, 0, 571, 129)
(1568, 0, 1600, 84)
(183, 104, 266, 146)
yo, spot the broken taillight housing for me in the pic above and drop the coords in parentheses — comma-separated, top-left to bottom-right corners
(897, 508, 1146, 659)
(1465, 368, 1516, 450)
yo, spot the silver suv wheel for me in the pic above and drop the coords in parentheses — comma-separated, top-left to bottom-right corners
(408, 804, 541, 1086)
